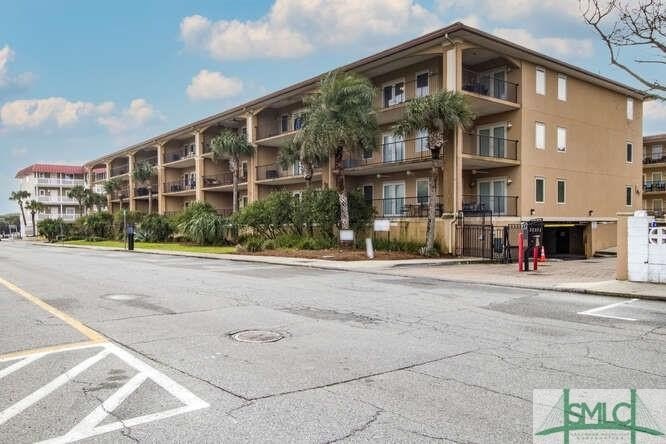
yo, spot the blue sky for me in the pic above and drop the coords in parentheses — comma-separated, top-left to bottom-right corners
(1, 0, 664, 213)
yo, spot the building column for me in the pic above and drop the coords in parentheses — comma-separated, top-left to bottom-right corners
(128, 153, 136, 211)
(157, 144, 166, 215)
(194, 131, 204, 202)
(105, 162, 112, 211)
(245, 113, 259, 202)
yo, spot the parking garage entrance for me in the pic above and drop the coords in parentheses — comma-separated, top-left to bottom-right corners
(542, 223, 586, 258)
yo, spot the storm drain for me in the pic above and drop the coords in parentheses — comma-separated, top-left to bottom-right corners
(231, 330, 284, 343)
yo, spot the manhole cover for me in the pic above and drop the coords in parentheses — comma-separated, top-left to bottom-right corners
(231, 330, 284, 343)
(104, 294, 139, 301)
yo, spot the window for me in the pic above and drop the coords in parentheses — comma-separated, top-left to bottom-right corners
(535, 122, 546, 149)
(652, 145, 663, 161)
(626, 97, 634, 120)
(480, 68, 508, 100)
(557, 179, 566, 204)
(625, 185, 633, 206)
(241, 161, 248, 180)
(557, 127, 567, 152)
(415, 129, 429, 152)
(240, 195, 248, 209)
(280, 115, 289, 133)
(382, 134, 405, 162)
(653, 172, 663, 182)
(536, 67, 546, 95)
(626, 142, 633, 163)
(415, 72, 429, 97)
(477, 178, 508, 215)
(416, 179, 429, 204)
(557, 74, 567, 101)
(478, 124, 507, 157)
(383, 182, 405, 216)
(653, 199, 663, 212)
(535, 177, 545, 203)
(362, 185, 373, 202)
(362, 147, 373, 159)
(383, 81, 405, 108)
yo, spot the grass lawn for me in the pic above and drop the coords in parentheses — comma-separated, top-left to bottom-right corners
(63, 240, 235, 254)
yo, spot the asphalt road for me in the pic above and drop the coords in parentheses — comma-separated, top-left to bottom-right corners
(0, 241, 664, 443)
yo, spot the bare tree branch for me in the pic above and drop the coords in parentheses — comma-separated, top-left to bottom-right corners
(581, 0, 665, 100)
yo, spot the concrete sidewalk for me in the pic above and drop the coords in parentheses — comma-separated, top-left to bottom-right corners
(32, 242, 666, 301)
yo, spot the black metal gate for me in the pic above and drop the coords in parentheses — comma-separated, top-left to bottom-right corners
(456, 223, 521, 262)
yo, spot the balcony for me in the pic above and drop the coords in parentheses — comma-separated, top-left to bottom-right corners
(134, 184, 157, 198)
(461, 194, 518, 217)
(164, 144, 196, 167)
(164, 180, 196, 194)
(256, 162, 322, 184)
(370, 196, 445, 219)
(109, 187, 129, 201)
(254, 114, 303, 147)
(37, 195, 77, 204)
(110, 165, 129, 177)
(343, 137, 432, 176)
(644, 181, 666, 193)
(35, 213, 81, 222)
(135, 156, 158, 168)
(202, 173, 248, 190)
(643, 154, 666, 166)
(35, 178, 85, 187)
(375, 73, 441, 125)
(462, 132, 520, 170)
(461, 69, 520, 116)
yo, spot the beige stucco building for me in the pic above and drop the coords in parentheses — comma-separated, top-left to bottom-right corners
(85, 23, 646, 257)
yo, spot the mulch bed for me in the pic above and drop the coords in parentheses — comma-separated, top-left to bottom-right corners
(241, 248, 425, 261)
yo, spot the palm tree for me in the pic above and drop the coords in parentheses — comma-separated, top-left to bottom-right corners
(395, 90, 474, 254)
(85, 191, 107, 213)
(103, 178, 124, 212)
(210, 130, 255, 214)
(9, 190, 30, 229)
(277, 135, 327, 189)
(132, 160, 156, 214)
(24, 200, 45, 237)
(299, 71, 377, 230)
(67, 185, 89, 215)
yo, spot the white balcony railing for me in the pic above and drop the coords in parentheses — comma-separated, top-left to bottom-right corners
(35, 213, 80, 222)
(35, 178, 85, 186)
(37, 195, 77, 204)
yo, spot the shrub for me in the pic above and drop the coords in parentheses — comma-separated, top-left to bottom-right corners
(348, 190, 374, 232)
(243, 236, 264, 252)
(113, 211, 144, 239)
(370, 238, 440, 255)
(262, 239, 276, 250)
(81, 212, 114, 240)
(178, 211, 226, 245)
(37, 218, 68, 242)
(139, 214, 174, 242)
(234, 191, 295, 239)
(175, 202, 217, 226)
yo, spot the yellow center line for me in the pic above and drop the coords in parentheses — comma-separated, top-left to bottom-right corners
(0, 276, 107, 359)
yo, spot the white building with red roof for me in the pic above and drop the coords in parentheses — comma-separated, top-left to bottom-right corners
(15, 164, 86, 236)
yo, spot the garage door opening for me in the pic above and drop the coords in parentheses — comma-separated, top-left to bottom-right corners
(542, 224, 586, 259)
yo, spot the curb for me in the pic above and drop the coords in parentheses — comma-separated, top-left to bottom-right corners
(32, 242, 666, 302)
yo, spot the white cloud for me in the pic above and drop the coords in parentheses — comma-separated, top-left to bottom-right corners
(180, 0, 441, 60)
(493, 27, 594, 57)
(437, 0, 581, 21)
(0, 44, 35, 91)
(10, 147, 27, 157)
(644, 100, 666, 121)
(0, 97, 161, 133)
(97, 99, 162, 134)
(186, 70, 244, 101)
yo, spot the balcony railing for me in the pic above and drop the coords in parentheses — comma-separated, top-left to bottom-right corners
(462, 133, 519, 160)
(135, 157, 158, 167)
(35, 213, 81, 222)
(110, 187, 129, 200)
(462, 69, 518, 103)
(202, 173, 234, 188)
(216, 208, 233, 217)
(135, 184, 157, 197)
(461, 194, 518, 216)
(35, 178, 85, 186)
(165, 147, 196, 164)
(643, 155, 666, 164)
(644, 181, 666, 192)
(376, 73, 442, 110)
(110, 165, 129, 177)
(343, 137, 432, 168)
(255, 113, 304, 141)
(256, 163, 321, 181)
(370, 196, 445, 218)
(164, 180, 196, 193)
(37, 195, 77, 204)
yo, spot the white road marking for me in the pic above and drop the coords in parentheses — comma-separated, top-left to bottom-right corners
(577, 299, 639, 321)
(0, 349, 112, 426)
(0, 341, 209, 444)
(0, 354, 43, 379)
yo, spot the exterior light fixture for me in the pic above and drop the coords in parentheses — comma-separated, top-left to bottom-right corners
(530, 208, 535, 216)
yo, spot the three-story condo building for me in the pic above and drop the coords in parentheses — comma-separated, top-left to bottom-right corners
(85, 23, 645, 257)
(15, 164, 86, 236)
(643, 133, 666, 214)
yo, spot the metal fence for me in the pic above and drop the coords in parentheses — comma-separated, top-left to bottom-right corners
(456, 223, 521, 262)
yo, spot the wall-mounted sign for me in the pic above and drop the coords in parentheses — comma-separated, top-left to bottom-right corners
(373, 219, 390, 232)
(339, 230, 354, 241)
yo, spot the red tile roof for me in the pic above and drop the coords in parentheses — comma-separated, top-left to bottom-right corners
(15, 163, 85, 178)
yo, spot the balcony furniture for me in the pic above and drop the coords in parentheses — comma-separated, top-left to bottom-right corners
(170, 183, 183, 192)
(204, 177, 222, 187)
(266, 170, 279, 179)
(171, 153, 181, 162)
(463, 82, 489, 96)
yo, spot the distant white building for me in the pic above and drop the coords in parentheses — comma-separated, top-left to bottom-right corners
(15, 164, 85, 236)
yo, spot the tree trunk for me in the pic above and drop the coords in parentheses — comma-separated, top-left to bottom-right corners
(303, 163, 313, 189)
(424, 132, 446, 255)
(334, 147, 349, 230)
(19, 202, 27, 228)
(148, 185, 153, 215)
(31, 212, 36, 237)
(230, 157, 239, 214)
